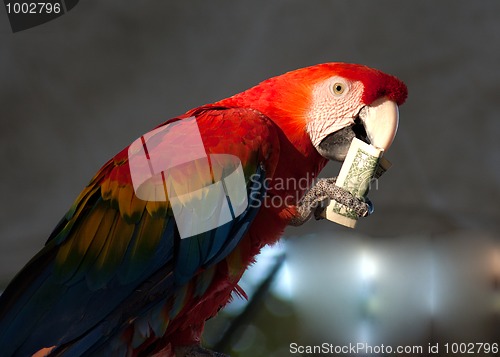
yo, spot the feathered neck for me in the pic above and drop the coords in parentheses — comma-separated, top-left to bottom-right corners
(214, 70, 325, 162)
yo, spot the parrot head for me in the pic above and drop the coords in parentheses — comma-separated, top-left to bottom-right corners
(303, 63, 407, 161)
(220, 62, 407, 162)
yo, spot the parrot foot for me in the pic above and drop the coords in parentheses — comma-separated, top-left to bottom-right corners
(289, 177, 372, 226)
(175, 344, 229, 357)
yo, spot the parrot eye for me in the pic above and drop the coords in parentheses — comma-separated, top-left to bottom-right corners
(331, 82, 346, 96)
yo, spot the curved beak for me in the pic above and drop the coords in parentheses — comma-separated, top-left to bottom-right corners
(316, 96, 400, 161)
(359, 97, 399, 151)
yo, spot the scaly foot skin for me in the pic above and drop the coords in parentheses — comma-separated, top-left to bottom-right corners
(289, 177, 372, 226)
(175, 345, 229, 357)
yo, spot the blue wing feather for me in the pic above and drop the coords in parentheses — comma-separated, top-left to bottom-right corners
(0, 107, 275, 356)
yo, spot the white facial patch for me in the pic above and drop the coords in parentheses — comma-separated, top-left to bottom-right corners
(306, 77, 364, 148)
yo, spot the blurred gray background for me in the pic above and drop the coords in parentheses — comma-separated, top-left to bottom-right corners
(1, 1, 499, 355)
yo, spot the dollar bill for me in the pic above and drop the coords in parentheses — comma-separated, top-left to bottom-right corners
(373, 156, 392, 180)
(325, 138, 387, 228)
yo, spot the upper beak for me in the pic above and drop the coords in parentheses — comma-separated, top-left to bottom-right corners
(359, 97, 399, 151)
(316, 97, 400, 161)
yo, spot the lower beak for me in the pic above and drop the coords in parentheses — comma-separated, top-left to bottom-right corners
(359, 97, 399, 151)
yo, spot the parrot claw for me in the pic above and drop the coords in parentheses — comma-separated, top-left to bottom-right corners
(175, 344, 229, 357)
(289, 177, 372, 226)
(364, 197, 374, 216)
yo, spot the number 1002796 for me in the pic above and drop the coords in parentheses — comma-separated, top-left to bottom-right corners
(5, 2, 62, 14)
(444, 342, 498, 354)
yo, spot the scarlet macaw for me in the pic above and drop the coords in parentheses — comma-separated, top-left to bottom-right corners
(0, 63, 407, 356)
